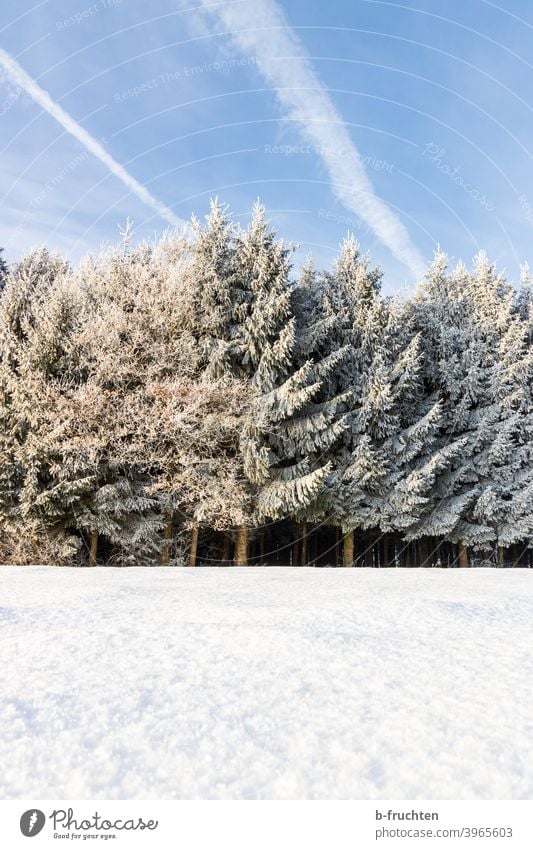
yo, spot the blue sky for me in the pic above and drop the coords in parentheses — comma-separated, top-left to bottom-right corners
(1, 0, 533, 290)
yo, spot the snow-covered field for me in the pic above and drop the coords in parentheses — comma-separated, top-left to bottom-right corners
(0, 566, 532, 800)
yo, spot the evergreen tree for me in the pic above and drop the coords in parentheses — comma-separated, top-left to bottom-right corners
(467, 254, 533, 555)
(236, 205, 348, 561)
(309, 237, 446, 565)
(181, 199, 248, 380)
(0, 247, 81, 563)
(74, 232, 255, 565)
(517, 263, 533, 346)
(410, 251, 533, 563)
(177, 201, 256, 562)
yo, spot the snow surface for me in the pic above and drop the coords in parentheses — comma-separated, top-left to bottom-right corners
(0, 566, 532, 800)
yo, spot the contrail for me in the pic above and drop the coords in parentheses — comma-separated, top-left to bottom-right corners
(196, 0, 426, 278)
(0, 48, 184, 231)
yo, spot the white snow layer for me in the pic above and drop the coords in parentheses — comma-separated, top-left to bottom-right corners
(0, 566, 532, 800)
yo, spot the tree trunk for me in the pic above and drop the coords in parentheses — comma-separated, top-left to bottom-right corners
(220, 533, 230, 564)
(343, 530, 354, 567)
(234, 526, 249, 566)
(292, 532, 300, 567)
(458, 540, 469, 568)
(365, 532, 373, 567)
(160, 513, 172, 565)
(430, 536, 440, 567)
(259, 532, 265, 564)
(416, 538, 425, 568)
(301, 522, 308, 566)
(383, 534, 391, 568)
(89, 529, 98, 566)
(189, 523, 199, 567)
(376, 534, 384, 569)
(498, 545, 504, 568)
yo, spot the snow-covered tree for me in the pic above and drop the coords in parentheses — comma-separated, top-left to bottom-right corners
(517, 263, 533, 346)
(304, 237, 446, 565)
(181, 199, 248, 380)
(0, 248, 82, 563)
(467, 254, 533, 557)
(409, 251, 533, 564)
(74, 232, 256, 565)
(236, 205, 348, 563)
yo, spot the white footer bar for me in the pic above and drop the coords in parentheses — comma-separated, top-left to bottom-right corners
(1, 800, 531, 848)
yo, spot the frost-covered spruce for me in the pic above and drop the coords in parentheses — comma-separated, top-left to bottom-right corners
(308, 236, 445, 566)
(78, 226, 254, 566)
(409, 251, 533, 565)
(182, 199, 248, 380)
(517, 263, 533, 347)
(176, 201, 261, 562)
(0, 247, 82, 564)
(467, 254, 533, 557)
(236, 205, 349, 564)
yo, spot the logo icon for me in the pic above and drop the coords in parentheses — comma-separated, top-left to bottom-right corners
(20, 810, 46, 837)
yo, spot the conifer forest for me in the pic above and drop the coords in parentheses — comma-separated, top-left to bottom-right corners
(1, 202, 532, 568)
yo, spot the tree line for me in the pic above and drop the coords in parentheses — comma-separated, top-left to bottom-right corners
(0, 202, 531, 567)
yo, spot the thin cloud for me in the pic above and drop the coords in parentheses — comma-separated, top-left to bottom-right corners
(0, 48, 185, 231)
(196, 0, 426, 277)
